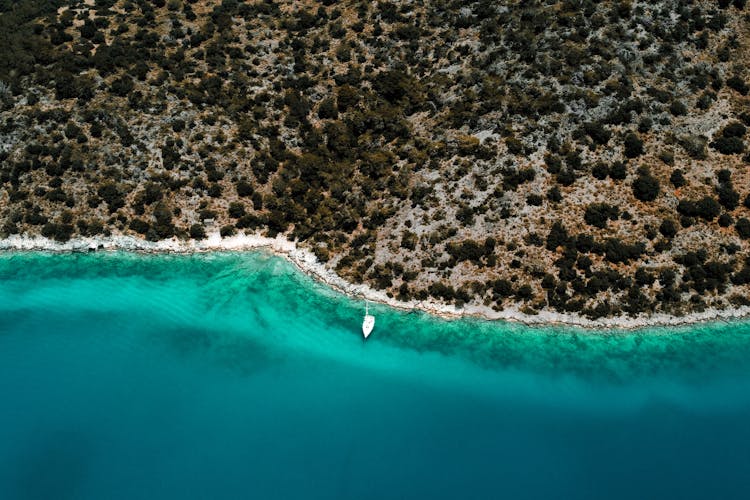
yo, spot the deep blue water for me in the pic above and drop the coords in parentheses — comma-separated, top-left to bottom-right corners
(1, 252, 750, 499)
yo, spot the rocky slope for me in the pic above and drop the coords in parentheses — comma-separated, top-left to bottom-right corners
(1, 0, 750, 319)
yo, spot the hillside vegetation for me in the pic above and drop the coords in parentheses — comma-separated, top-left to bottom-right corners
(1, 0, 750, 319)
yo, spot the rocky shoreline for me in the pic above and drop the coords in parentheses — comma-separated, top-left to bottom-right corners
(2, 233, 749, 332)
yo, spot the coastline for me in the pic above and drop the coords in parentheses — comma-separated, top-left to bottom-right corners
(2, 232, 749, 331)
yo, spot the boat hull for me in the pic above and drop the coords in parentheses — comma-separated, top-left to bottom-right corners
(362, 315, 375, 339)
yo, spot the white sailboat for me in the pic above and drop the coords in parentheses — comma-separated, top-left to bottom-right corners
(362, 302, 375, 339)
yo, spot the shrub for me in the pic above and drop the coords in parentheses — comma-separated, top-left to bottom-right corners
(41, 222, 74, 242)
(679, 135, 708, 159)
(583, 122, 611, 145)
(546, 221, 570, 251)
(658, 150, 674, 165)
(638, 117, 653, 133)
(317, 97, 338, 119)
(717, 183, 740, 210)
(152, 202, 174, 238)
(220, 225, 236, 237)
(669, 100, 688, 116)
(632, 169, 660, 201)
(727, 75, 749, 96)
(659, 219, 677, 238)
(171, 119, 185, 132)
(576, 234, 594, 253)
(110, 75, 134, 97)
(711, 136, 745, 155)
(189, 224, 206, 239)
(236, 214, 261, 229)
(733, 265, 750, 286)
(97, 182, 125, 213)
(584, 203, 619, 229)
(544, 154, 562, 174)
(591, 162, 609, 180)
(134, 182, 159, 206)
(372, 69, 419, 105)
(736, 218, 750, 239)
(541, 274, 556, 289)
(526, 194, 543, 206)
(680, 216, 695, 228)
(721, 122, 747, 138)
(492, 279, 513, 298)
(236, 180, 253, 197)
(252, 192, 263, 210)
(446, 239, 493, 264)
(336, 85, 359, 111)
(429, 281, 455, 301)
(623, 132, 644, 158)
(400, 231, 418, 250)
(604, 238, 644, 263)
(129, 218, 150, 234)
(718, 213, 734, 227)
(556, 168, 576, 186)
(677, 197, 721, 220)
(670, 169, 686, 187)
(505, 137, 524, 154)
(610, 161, 627, 180)
(516, 284, 533, 300)
(228, 202, 246, 218)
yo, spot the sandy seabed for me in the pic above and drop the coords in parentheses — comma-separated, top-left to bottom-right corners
(2, 232, 749, 331)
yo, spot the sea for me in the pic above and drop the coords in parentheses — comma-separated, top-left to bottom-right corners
(1, 251, 749, 499)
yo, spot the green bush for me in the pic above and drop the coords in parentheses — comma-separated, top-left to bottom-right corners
(584, 203, 619, 228)
(721, 122, 747, 138)
(97, 182, 125, 213)
(659, 219, 677, 237)
(236, 180, 253, 197)
(717, 183, 739, 210)
(152, 202, 175, 238)
(228, 202, 246, 218)
(546, 221, 570, 251)
(632, 169, 660, 201)
(129, 218, 150, 234)
(727, 75, 749, 95)
(669, 100, 688, 116)
(583, 122, 611, 145)
(604, 238, 644, 264)
(372, 69, 421, 107)
(41, 222, 74, 242)
(677, 197, 721, 220)
(610, 161, 627, 180)
(526, 194, 543, 206)
(189, 223, 206, 239)
(670, 169, 686, 187)
(492, 279, 513, 298)
(711, 136, 745, 155)
(446, 239, 494, 264)
(623, 132, 644, 158)
(718, 213, 734, 227)
(591, 162, 609, 179)
(679, 135, 708, 159)
(400, 231, 418, 250)
(317, 97, 338, 119)
(736, 218, 750, 239)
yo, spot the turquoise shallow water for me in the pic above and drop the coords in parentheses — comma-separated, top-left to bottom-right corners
(1, 251, 750, 499)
